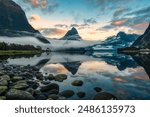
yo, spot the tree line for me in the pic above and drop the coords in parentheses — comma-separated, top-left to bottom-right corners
(0, 42, 42, 51)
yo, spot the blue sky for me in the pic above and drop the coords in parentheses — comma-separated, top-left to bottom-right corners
(13, 0, 150, 41)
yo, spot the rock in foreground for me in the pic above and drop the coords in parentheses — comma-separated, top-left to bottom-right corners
(93, 92, 117, 100)
(6, 89, 34, 100)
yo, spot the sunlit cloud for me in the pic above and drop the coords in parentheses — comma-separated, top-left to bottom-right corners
(40, 28, 66, 38)
(13, 0, 150, 41)
(111, 19, 127, 26)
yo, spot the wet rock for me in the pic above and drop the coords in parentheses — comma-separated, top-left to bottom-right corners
(7, 73, 14, 78)
(77, 92, 85, 98)
(48, 89, 59, 95)
(32, 82, 40, 89)
(48, 94, 59, 100)
(0, 75, 10, 81)
(0, 86, 8, 95)
(36, 94, 47, 100)
(32, 66, 39, 71)
(0, 71, 5, 76)
(47, 74, 55, 80)
(16, 80, 27, 84)
(26, 88, 35, 95)
(40, 83, 59, 92)
(26, 72, 33, 78)
(60, 90, 75, 98)
(54, 74, 67, 82)
(26, 80, 35, 85)
(41, 80, 51, 85)
(13, 83, 29, 90)
(0, 96, 6, 100)
(94, 87, 102, 92)
(0, 79, 8, 86)
(72, 80, 83, 86)
(36, 73, 43, 80)
(33, 90, 42, 97)
(12, 76, 23, 82)
(6, 89, 34, 100)
(93, 92, 117, 100)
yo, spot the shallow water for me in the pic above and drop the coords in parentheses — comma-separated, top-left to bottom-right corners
(2, 52, 150, 100)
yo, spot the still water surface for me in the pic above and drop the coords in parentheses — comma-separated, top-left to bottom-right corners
(2, 52, 150, 100)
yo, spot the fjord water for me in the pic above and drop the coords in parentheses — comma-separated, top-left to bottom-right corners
(2, 52, 150, 100)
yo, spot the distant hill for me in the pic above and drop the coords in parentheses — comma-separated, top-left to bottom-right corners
(0, 0, 49, 44)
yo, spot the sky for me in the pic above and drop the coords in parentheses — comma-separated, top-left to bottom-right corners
(13, 0, 150, 41)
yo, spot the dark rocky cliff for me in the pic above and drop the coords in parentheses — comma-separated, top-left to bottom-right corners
(132, 24, 150, 48)
(0, 0, 49, 43)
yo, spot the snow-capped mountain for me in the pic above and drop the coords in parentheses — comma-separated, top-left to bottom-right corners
(89, 32, 139, 51)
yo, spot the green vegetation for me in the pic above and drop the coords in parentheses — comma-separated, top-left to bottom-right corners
(0, 50, 42, 55)
(0, 42, 43, 55)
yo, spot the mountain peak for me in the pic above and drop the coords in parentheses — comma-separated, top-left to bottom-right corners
(117, 32, 127, 37)
(65, 27, 79, 37)
(60, 27, 81, 40)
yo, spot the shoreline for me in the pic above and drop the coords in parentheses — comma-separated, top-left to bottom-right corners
(0, 50, 43, 55)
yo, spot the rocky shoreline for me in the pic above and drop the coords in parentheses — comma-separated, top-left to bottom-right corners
(0, 61, 117, 100)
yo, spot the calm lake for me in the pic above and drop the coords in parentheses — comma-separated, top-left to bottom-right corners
(1, 52, 150, 100)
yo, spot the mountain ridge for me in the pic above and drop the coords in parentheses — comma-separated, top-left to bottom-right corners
(89, 31, 139, 51)
(0, 0, 50, 44)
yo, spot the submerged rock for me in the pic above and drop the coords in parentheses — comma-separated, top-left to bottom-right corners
(6, 89, 34, 100)
(72, 80, 83, 86)
(55, 74, 67, 82)
(77, 92, 85, 98)
(40, 83, 59, 92)
(93, 92, 117, 100)
(94, 87, 102, 92)
(60, 90, 75, 98)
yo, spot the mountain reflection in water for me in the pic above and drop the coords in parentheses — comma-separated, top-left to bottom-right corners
(1, 52, 150, 100)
